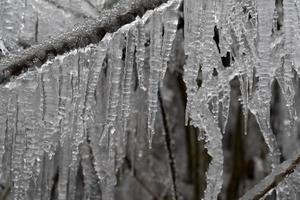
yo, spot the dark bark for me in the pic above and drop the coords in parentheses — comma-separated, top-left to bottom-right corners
(240, 151, 300, 200)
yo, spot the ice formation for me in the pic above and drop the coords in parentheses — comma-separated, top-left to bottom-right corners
(183, 0, 300, 199)
(0, 0, 180, 199)
(1, 0, 300, 199)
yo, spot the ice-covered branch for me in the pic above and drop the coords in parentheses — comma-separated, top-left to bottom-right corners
(240, 152, 300, 200)
(0, 0, 170, 85)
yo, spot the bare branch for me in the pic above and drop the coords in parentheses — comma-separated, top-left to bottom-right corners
(0, 0, 169, 85)
(158, 88, 178, 200)
(240, 152, 300, 200)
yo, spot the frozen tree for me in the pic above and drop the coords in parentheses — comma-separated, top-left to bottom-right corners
(1, 0, 300, 200)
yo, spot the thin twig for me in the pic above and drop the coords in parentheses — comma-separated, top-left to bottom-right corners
(240, 151, 300, 200)
(158, 88, 178, 200)
(83, 0, 101, 14)
(0, 0, 169, 85)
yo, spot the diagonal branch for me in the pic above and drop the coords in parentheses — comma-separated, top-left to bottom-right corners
(240, 151, 300, 200)
(158, 88, 178, 200)
(0, 0, 170, 85)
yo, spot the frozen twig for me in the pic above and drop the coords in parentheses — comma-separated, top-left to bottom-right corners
(0, 0, 170, 85)
(240, 152, 300, 200)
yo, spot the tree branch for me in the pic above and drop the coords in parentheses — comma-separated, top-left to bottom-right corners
(158, 88, 178, 200)
(240, 152, 300, 200)
(0, 0, 169, 85)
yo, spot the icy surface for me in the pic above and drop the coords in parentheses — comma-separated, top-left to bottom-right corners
(2, 0, 300, 199)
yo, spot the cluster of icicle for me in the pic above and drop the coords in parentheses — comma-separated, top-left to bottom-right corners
(1, 0, 300, 199)
(184, 0, 300, 199)
(0, 0, 179, 200)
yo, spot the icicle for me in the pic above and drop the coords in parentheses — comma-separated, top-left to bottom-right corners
(82, 39, 114, 193)
(276, 0, 298, 131)
(103, 29, 126, 129)
(226, 0, 259, 136)
(183, 0, 202, 125)
(219, 68, 234, 133)
(40, 61, 60, 158)
(249, 0, 280, 168)
(98, 26, 128, 200)
(71, 51, 90, 167)
(0, 86, 8, 182)
(135, 11, 153, 91)
(1, 70, 42, 199)
(68, 52, 91, 200)
(294, 1, 300, 75)
(201, 0, 221, 119)
(283, 0, 298, 73)
(56, 56, 73, 200)
(190, 88, 223, 200)
(58, 134, 72, 200)
(160, 0, 180, 83)
(15, 70, 41, 196)
(275, 57, 296, 136)
(84, 36, 111, 186)
(56, 54, 73, 147)
(239, 72, 249, 135)
(80, 142, 101, 199)
(147, 10, 163, 147)
(121, 25, 136, 146)
(77, 37, 111, 197)
(183, 0, 227, 199)
(146, 0, 180, 147)
(219, 0, 234, 56)
(9, 93, 26, 200)
(85, 34, 111, 111)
